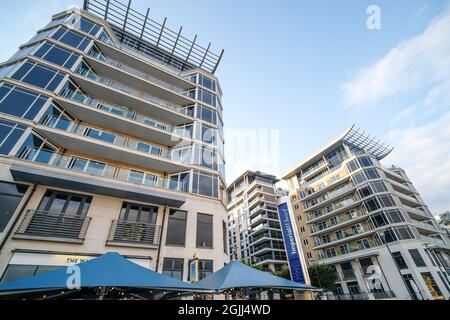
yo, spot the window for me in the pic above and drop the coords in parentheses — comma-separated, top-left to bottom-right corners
(166, 210, 187, 246)
(0, 119, 27, 155)
(197, 123, 217, 145)
(33, 42, 79, 69)
(168, 172, 190, 192)
(364, 197, 380, 212)
(370, 212, 389, 228)
(371, 181, 388, 193)
(119, 202, 157, 224)
(347, 281, 361, 294)
(196, 104, 217, 125)
(0, 84, 48, 120)
(69, 16, 101, 36)
(378, 195, 396, 208)
(83, 127, 116, 144)
(162, 258, 184, 280)
(421, 272, 443, 299)
(364, 168, 380, 180)
(12, 61, 65, 91)
(358, 156, 373, 167)
(223, 220, 228, 254)
(358, 185, 372, 199)
(192, 170, 219, 198)
(0, 182, 28, 232)
(198, 74, 217, 92)
(37, 190, 92, 217)
(51, 26, 91, 51)
(198, 260, 213, 280)
(352, 172, 366, 185)
(409, 249, 426, 267)
(196, 213, 213, 248)
(359, 258, 374, 275)
(385, 209, 405, 223)
(1, 265, 60, 284)
(394, 226, 415, 240)
(392, 251, 408, 269)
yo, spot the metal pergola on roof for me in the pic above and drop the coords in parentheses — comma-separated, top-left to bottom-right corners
(83, 0, 224, 74)
(342, 125, 394, 160)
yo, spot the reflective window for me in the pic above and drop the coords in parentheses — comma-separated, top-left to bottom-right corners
(34, 42, 79, 69)
(11, 61, 65, 92)
(392, 251, 408, 269)
(0, 182, 28, 232)
(196, 104, 217, 125)
(0, 84, 48, 120)
(166, 210, 187, 246)
(51, 26, 91, 51)
(162, 258, 184, 280)
(67, 15, 101, 36)
(198, 260, 213, 280)
(83, 127, 116, 144)
(196, 213, 213, 248)
(409, 249, 426, 267)
(37, 190, 92, 216)
(119, 202, 157, 224)
(0, 119, 27, 155)
(1, 265, 60, 284)
(192, 170, 219, 198)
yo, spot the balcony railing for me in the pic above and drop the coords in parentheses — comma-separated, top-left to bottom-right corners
(17, 147, 190, 193)
(87, 47, 189, 95)
(15, 210, 91, 242)
(75, 65, 184, 113)
(307, 197, 360, 222)
(98, 33, 184, 77)
(41, 116, 171, 159)
(317, 239, 381, 261)
(107, 220, 161, 246)
(305, 184, 354, 211)
(60, 88, 174, 133)
(314, 225, 374, 248)
(310, 210, 367, 234)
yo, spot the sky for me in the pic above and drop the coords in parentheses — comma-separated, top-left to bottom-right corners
(0, 0, 449, 215)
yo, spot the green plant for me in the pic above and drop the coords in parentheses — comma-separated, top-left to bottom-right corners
(307, 264, 339, 292)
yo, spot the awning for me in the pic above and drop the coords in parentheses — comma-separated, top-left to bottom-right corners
(196, 261, 317, 293)
(0, 252, 203, 294)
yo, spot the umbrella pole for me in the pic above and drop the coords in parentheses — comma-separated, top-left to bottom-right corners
(98, 287, 108, 300)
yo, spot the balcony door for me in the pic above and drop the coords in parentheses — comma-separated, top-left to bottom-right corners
(119, 202, 157, 224)
(37, 190, 92, 217)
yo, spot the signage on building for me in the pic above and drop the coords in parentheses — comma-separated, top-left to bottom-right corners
(277, 202, 306, 283)
(189, 257, 199, 283)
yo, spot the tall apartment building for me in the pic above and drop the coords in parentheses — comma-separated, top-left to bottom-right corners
(227, 171, 288, 273)
(0, 0, 228, 284)
(438, 212, 450, 237)
(283, 126, 450, 300)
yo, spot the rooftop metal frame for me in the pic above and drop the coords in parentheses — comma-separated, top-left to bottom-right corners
(84, 0, 224, 74)
(342, 125, 394, 160)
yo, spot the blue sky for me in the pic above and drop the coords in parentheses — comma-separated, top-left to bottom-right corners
(1, 0, 449, 214)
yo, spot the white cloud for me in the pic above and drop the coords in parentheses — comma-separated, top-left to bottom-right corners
(386, 114, 450, 214)
(342, 8, 450, 108)
(341, 6, 450, 214)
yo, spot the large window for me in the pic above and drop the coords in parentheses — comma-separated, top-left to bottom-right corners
(198, 260, 213, 280)
(11, 61, 65, 92)
(162, 258, 184, 280)
(409, 249, 426, 267)
(0, 119, 27, 155)
(166, 210, 187, 246)
(33, 42, 79, 69)
(0, 84, 48, 120)
(1, 265, 60, 284)
(37, 190, 92, 217)
(0, 182, 28, 232)
(392, 251, 408, 269)
(51, 26, 91, 51)
(119, 202, 157, 224)
(192, 170, 219, 198)
(68, 15, 102, 36)
(223, 220, 228, 254)
(196, 213, 213, 249)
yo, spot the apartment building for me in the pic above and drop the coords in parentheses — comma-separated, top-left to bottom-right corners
(227, 171, 288, 273)
(438, 212, 450, 237)
(283, 126, 450, 300)
(0, 0, 228, 284)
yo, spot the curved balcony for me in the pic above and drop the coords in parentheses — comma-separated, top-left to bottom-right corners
(14, 147, 189, 206)
(57, 88, 186, 147)
(73, 65, 192, 124)
(85, 48, 195, 105)
(36, 116, 190, 173)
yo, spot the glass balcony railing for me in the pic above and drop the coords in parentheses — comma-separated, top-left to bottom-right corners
(17, 147, 190, 193)
(87, 48, 190, 95)
(307, 197, 360, 222)
(60, 88, 174, 133)
(41, 115, 171, 159)
(313, 225, 374, 248)
(75, 65, 184, 114)
(305, 184, 354, 210)
(317, 239, 381, 260)
(98, 34, 184, 77)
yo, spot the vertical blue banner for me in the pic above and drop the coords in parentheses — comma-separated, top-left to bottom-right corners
(277, 202, 306, 283)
